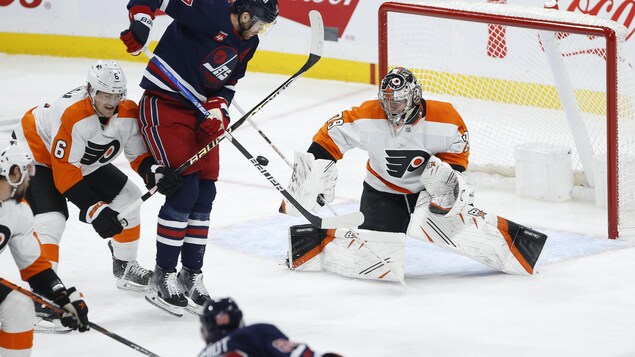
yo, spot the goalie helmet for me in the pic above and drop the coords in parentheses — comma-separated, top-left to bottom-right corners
(86, 60, 127, 102)
(0, 140, 35, 198)
(200, 297, 244, 343)
(232, 0, 279, 24)
(378, 67, 423, 136)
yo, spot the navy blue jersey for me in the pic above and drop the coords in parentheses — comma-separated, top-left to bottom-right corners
(198, 323, 317, 357)
(127, 0, 259, 105)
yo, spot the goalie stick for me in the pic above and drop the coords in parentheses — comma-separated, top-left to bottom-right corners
(0, 278, 162, 357)
(232, 102, 407, 288)
(119, 11, 362, 229)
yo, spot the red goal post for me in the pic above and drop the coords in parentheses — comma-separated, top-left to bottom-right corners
(378, 1, 635, 238)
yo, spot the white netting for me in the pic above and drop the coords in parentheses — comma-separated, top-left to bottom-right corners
(384, 1, 635, 234)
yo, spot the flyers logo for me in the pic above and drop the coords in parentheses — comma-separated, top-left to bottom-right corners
(80, 140, 121, 165)
(385, 150, 430, 178)
(0, 225, 11, 251)
(201, 46, 238, 85)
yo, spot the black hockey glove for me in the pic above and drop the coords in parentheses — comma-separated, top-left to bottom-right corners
(144, 165, 183, 196)
(86, 201, 124, 238)
(53, 287, 90, 332)
(120, 5, 154, 55)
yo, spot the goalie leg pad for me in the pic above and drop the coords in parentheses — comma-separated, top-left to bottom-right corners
(288, 225, 405, 282)
(408, 204, 547, 275)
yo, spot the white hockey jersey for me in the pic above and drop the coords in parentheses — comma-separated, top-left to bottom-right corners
(0, 200, 51, 281)
(15, 86, 151, 194)
(313, 99, 469, 195)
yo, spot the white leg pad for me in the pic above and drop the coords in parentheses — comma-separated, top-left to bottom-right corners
(0, 291, 34, 357)
(408, 199, 547, 275)
(109, 179, 142, 228)
(288, 225, 405, 282)
(323, 229, 405, 282)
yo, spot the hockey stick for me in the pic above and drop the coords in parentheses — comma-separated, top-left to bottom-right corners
(232, 103, 407, 288)
(121, 12, 363, 229)
(118, 10, 324, 222)
(0, 278, 162, 357)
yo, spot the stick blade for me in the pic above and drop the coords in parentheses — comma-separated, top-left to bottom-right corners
(308, 10, 324, 57)
(319, 211, 365, 229)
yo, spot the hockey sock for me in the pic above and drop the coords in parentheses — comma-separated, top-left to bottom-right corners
(181, 180, 215, 270)
(156, 204, 189, 270)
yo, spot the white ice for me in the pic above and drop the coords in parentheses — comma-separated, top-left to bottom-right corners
(0, 54, 634, 357)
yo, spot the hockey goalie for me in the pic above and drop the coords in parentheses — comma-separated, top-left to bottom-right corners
(283, 67, 548, 284)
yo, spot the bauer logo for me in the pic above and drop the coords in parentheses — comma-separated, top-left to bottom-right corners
(201, 47, 238, 85)
(278, 0, 359, 38)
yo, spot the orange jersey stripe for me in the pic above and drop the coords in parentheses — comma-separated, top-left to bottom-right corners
(113, 225, 140, 243)
(50, 98, 96, 193)
(0, 329, 34, 350)
(41, 243, 59, 263)
(497, 217, 533, 274)
(21, 107, 51, 167)
(130, 153, 152, 173)
(366, 161, 413, 194)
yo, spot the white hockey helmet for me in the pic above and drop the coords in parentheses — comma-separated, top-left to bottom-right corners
(86, 60, 127, 101)
(0, 140, 35, 194)
(378, 67, 423, 135)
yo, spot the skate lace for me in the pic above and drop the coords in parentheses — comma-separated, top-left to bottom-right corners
(191, 274, 209, 296)
(124, 261, 149, 279)
(165, 272, 183, 296)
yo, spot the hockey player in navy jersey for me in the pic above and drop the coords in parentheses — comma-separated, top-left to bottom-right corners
(199, 297, 342, 357)
(120, 0, 279, 316)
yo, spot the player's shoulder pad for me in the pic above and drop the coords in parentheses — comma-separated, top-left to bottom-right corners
(1, 201, 34, 234)
(117, 100, 140, 119)
(342, 99, 385, 123)
(424, 100, 464, 126)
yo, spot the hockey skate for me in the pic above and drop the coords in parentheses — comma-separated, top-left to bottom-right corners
(108, 240, 152, 292)
(145, 266, 188, 317)
(34, 301, 71, 334)
(177, 267, 211, 316)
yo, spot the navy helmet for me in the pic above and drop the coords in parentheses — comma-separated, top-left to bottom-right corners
(201, 297, 244, 343)
(232, 0, 279, 24)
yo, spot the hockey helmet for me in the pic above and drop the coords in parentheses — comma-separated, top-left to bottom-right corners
(200, 297, 244, 343)
(232, 0, 279, 23)
(0, 140, 35, 198)
(86, 60, 127, 102)
(378, 67, 423, 135)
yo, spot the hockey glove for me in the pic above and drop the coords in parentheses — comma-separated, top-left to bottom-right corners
(85, 201, 124, 238)
(199, 97, 230, 140)
(143, 165, 183, 196)
(283, 151, 337, 216)
(120, 5, 154, 55)
(53, 287, 89, 332)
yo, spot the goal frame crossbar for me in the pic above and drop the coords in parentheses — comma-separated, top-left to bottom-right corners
(378, 1, 621, 238)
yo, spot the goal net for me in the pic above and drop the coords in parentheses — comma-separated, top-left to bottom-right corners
(379, 1, 635, 238)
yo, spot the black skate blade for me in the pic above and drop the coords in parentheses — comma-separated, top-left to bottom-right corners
(144, 294, 184, 317)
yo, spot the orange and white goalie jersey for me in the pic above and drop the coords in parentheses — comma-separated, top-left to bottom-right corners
(313, 99, 469, 195)
(0, 200, 52, 281)
(14, 86, 151, 194)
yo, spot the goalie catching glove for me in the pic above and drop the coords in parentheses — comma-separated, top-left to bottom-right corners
(420, 156, 474, 216)
(282, 152, 337, 216)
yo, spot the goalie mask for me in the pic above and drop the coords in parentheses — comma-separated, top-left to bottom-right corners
(0, 140, 35, 201)
(378, 67, 423, 136)
(200, 297, 244, 343)
(86, 60, 127, 109)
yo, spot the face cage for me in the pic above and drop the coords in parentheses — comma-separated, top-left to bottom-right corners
(6, 163, 35, 197)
